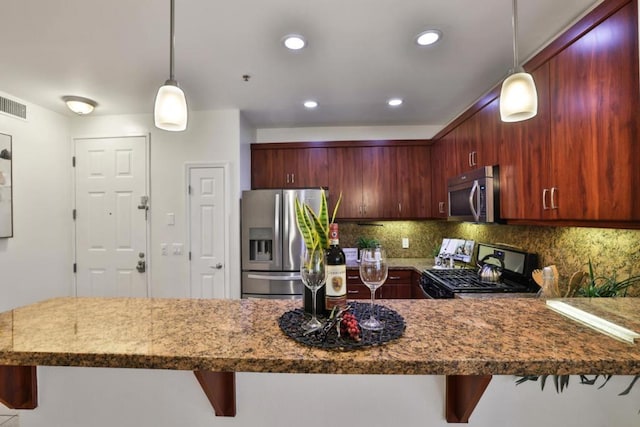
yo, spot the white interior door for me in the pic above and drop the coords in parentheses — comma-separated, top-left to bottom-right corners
(75, 136, 148, 297)
(188, 166, 227, 298)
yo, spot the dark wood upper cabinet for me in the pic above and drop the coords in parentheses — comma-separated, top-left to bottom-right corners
(430, 132, 458, 218)
(548, 2, 639, 221)
(251, 147, 328, 189)
(252, 142, 433, 220)
(394, 145, 432, 219)
(499, 63, 551, 220)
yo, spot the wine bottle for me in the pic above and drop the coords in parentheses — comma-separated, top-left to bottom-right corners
(325, 223, 347, 313)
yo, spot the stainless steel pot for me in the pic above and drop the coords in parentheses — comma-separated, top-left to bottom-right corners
(477, 254, 504, 283)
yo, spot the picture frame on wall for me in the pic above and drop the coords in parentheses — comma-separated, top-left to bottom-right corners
(0, 132, 13, 238)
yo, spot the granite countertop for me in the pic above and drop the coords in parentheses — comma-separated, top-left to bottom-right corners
(1, 297, 639, 375)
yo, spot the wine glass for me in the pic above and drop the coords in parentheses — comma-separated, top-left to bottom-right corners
(300, 248, 327, 331)
(359, 247, 388, 331)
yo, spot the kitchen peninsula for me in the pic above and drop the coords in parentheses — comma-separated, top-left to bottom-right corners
(1, 297, 639, 423)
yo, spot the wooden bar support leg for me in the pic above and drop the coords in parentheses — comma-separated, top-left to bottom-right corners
(0, 365, 38, 409)
(445, 375, 492, 423)
(194, 371, 236, 417)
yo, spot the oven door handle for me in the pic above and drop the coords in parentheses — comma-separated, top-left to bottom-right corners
(468, 180, 480, 222)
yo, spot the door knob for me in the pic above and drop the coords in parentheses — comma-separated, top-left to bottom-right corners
(210, 263, 223, 269)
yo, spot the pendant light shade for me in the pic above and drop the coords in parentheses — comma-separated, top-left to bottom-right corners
(154, 0, 188, 131)
(500, 70, 537, 122)
(154, 80, 187, 131)
(500, 0, 537, 122)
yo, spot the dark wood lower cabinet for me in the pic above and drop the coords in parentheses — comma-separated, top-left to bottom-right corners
(347, 269, 412, 299)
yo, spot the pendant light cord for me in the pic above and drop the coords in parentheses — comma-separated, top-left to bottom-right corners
(169, 0, 176, 82)
(511, 0, 519, 71)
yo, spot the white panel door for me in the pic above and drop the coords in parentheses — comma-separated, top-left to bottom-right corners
(75, 136, 148, 297)
(189, 167, 226, 298)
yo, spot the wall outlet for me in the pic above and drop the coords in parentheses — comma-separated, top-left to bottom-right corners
(402, 237, 409, 249)
(172, 243, 183, 255)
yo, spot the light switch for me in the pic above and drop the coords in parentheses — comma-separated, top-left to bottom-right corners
(172, 243, 183, 255)
(161, 243, 168, 256)
(166, 213, 175, 226)
(402, 238, 409, 249)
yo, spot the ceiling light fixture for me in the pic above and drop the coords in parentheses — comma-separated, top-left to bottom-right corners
(283, 34, 306, 50)
(154, 0, 188, 131)
(499, 0, 537, 122)
(388, 98, 403, 107)
(415, 29, 442, 46)
(303, 100, 318, 109)
(62, 96, 97, 115)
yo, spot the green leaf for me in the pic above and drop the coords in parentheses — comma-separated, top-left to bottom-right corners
(294, 197, 315, 250)
(305, 204, 328, 249)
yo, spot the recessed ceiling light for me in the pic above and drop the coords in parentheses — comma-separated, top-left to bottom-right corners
(283, 34, 306, 50)
(303, 100, 318, 109)
(388, 98, 403, 107)
(416, 29, 442, 46)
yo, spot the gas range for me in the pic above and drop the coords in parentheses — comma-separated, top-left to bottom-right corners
(420, 243, 539, 299)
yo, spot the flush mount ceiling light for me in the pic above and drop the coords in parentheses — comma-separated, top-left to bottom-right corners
(62, 96, 97, 115)
(154, 0, 188, 131)
(388, 98, 403, 107)
(415, 29, 442, 46)
(303, 100, 318, 108)
(282, 34, 306, 50)
(500, 0, 538, 122)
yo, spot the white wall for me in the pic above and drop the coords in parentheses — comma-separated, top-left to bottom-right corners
(17, 369, 640, 427)
(70, 109, 245, 299)
(256, 124, 442, 143)
(0, 92, 73, 312)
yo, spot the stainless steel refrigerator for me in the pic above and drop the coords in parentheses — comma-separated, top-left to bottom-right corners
(241, 188, 324, 299)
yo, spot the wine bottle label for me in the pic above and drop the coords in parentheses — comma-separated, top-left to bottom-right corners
(325, 264, 347, 310)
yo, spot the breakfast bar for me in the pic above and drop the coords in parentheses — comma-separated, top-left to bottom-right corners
(1, 297, 639, 423)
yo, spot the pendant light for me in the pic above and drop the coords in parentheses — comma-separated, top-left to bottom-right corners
(154, 0, 188, 131)
(499, 0, 537, 122)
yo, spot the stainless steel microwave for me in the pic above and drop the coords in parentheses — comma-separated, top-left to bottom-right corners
(447, 166, 499, 223)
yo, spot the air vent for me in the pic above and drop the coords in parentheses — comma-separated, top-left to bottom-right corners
(0, 96, 27, 120)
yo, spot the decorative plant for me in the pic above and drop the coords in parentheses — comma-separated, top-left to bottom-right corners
(294, 189, 342, 255)
(576, 259, 640, 297)
(356, 236, 379, 249)
(517, 259, 640, 402)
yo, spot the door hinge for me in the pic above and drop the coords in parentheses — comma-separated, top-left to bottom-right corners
(188, 185, 192, 195)
(72, 156, 76, 167)
(188, 252, 192, 261)
(72, 209, 76, 220)
(73, 263, 77, 273)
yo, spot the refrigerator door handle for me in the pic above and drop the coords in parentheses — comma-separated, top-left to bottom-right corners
(273, 192, 281, 268)
(247, 274, 302, 281)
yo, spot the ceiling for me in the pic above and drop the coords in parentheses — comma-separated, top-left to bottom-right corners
(0, 0, 602, 129)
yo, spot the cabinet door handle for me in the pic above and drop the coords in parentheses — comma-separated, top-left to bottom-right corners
(291, 173, 295, 184)
(347, 275, 360, 280)
(388, 276, 401, 280)
(439, 201, 445, 214)
(347, 290, 359, 294)
(550, 187, 558, 210)
(472, 151, 477, 166)
(468, 152, 473, 167)
(286, 173, 290, 184)
(542, 188, 550, 210)
(398, 202, 402, 213)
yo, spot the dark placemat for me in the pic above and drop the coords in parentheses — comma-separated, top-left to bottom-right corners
(278, 301, 405, 350)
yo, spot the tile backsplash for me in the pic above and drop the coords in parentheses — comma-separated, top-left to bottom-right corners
(338, 220, 640, 295)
